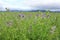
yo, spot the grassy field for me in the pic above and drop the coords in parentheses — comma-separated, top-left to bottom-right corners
(0, 11, 60, 40)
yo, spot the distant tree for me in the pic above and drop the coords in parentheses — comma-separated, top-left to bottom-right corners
(47, 10, 50, 12)
(5, 8, 9, 11)
(46, 9, 50, 13)
(37, 10, 40, 12)
(46, 9, 50, 12)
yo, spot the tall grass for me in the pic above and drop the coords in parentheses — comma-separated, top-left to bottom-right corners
(0, 12, 60, 40)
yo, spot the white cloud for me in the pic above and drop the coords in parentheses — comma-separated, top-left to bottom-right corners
(4, 0, 17, 2)
(22, 0, 60, 7)
(0, 0, 60, 10)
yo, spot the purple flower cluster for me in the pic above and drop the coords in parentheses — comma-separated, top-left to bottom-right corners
(19, 14, 25, 18)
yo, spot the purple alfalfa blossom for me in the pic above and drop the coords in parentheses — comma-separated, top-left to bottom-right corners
(19, 14, 25, 18)
(50, 25, 56, 34)
(41, 14, 46, 19)
(35, 14, 40, 19)
(36, 14, 40, 17)
(18, 14, 26, 20)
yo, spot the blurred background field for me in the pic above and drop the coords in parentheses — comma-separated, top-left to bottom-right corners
(0, 11, 60, 40)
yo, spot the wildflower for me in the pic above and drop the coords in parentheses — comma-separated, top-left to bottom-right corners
(6, 20, 13, 27)
(35, 14, 40, 19)
(36, 14, 40, 17)
(41, 14, 46, 19)
(18, 14, 26, 20)
(50, 26, 56, 34)
(46, 14, 50, 18)
(19, 14, 25, 18)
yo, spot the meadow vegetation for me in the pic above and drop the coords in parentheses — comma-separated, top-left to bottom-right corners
(0, 11, 60, 40)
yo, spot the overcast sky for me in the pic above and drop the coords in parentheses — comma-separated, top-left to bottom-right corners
(0, 0, 60, 10)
